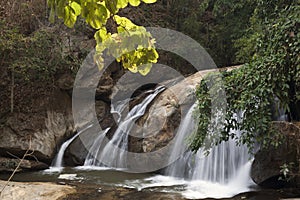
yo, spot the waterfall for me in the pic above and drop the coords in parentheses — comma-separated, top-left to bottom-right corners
(165, 104, 197, 178)
(83, 127, 111, 166)
(49, 81, 254, 198)
(84, 86, 165, 168)
(51, 124, 93, 168)
(189, 134, 250, 183)
(166, 104, 251, 183)
(111, 98, 130, 124)
(163, 103, 254, 198)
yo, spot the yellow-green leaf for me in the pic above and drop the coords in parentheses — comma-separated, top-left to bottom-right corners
(64, 6, 77, 28)
(138, 63, 152, 76)
(141, 0, 156, 3)
(105, 0, 118, 14)
(117, 0, 128, 8)
(70, 1, 81, 16)
(94, 27, 110, 44)
(114, 15, 136, 29)
(94, 52, 105, 70)
(86, 4, 109, 29)
(128, 0, 140, 6)
(57, 0, 67, 18)
(49, 5, 55, 23)
(128, 65, 138, 73)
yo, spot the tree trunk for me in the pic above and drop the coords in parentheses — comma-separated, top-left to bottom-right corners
(10, 67, 14, 113)
(288, 80, 300, 121)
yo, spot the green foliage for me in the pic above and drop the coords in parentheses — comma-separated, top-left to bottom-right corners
(168, 0, 256, 66)
(47, 0, 158, 75)
(0, 20, 81, 81)
(279, 162, 296, 181)
(191, 1, 300, 152)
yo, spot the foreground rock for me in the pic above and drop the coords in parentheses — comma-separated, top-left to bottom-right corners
(0, 180, 75, 200)
(251, 121, 300, 188)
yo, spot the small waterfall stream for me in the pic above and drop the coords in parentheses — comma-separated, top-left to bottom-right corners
(50, 86, 165, 170)
(84, 86, 165, 168)
(52, 124, 93, 168)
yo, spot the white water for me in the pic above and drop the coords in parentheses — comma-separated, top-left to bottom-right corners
(49, 85, 255, 198)
(162, 103, 254, 198)
(111, 98, 130, 123)
(84, 86, 165, 168)
(83, 128, 111, 166)
(51, 124, 93, 169)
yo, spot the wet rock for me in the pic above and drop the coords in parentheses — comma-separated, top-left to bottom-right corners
(95, 100, 110, 123)
(65, 67, 234, 166)
(96, 72, 114, 101)
(139, 69, 220, 153)
(62, 182, 185, 200)
(64, 102, 115, 166)
(251, 121, 300, 188)
(0, 157, 48, 172)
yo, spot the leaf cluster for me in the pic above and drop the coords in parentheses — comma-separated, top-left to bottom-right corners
(47, 0, 158, 75)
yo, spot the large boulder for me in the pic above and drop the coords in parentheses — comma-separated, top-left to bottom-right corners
(251, 122, 300, 188)
(64, 67, 234, 166)
(132, 68, 225, 153)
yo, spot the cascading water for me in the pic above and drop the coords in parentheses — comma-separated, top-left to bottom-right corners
(52, 124, 93, 168)
(189, 134, 250, 183)
(49, 86, 164, 170)
(84, 86, 165, 168)
(83, 127, 111, 166)
(161, 103, 254, 198)
(116, 103, 254, 199)
(49, 85, 254, 199)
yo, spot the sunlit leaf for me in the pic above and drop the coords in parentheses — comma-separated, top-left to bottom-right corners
(114, 15, 136, 29)
(64, 6, 77, 28)
(94, 52, 104, 70)
(94, 27, 110, 43)
(141, 0, 156, 3)
(70, 1, 81, 16)
(117, 0, 128, 8)
(138, 63, 152, 75)
(86, 3, 109, 29)
(128, 0, 140, 7)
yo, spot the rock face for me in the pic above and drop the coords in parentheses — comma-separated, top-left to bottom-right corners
(0, 88, 74, 165)
(251, 122, 300, 188)
(64, 67, 229, 165)
(136, 69, 221, 153)
(0, 180, 75, 200)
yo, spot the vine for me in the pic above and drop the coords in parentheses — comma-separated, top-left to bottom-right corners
(191, 1, 300, 152)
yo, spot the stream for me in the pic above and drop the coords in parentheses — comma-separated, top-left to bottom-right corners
(1, 86, 297, 199)
(0, 167, 296, 200)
